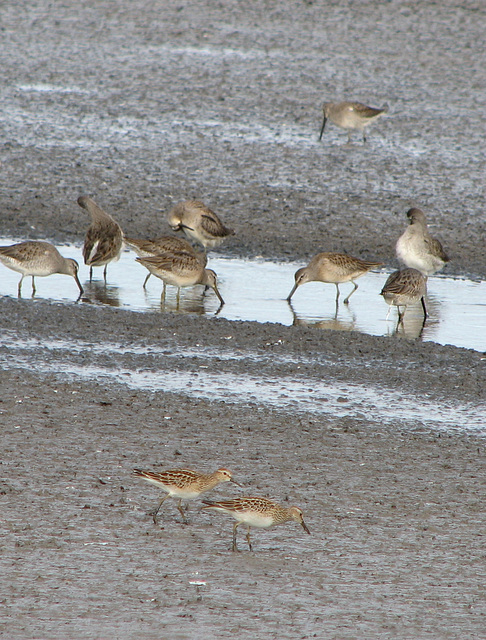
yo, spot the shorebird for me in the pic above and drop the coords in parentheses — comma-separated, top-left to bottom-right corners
(133, 467, 239, 524)
(319, 101, 387, 143)
(396, 208, 449, 275)
(125, 235, 205, 289)
(202, 496, 311, 552)
(167, 200, 235, 250)
(136, 249, 224, 306)
(0, 240, 83, 297)
(287, 252, 383, 304)
(77, 195, 124, 282)
(380, 268, 427, 323)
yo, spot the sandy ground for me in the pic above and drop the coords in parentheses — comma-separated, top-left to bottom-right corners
(1, 1, 486, 639)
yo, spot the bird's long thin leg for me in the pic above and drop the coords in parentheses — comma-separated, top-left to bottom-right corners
(232, 522, 240, 552)
(397, 306, 405, 325)
(334, 283, 340, 302)
(176, 287, 181, 309)
(17, 276, 24, 297)
(177, 499, 188, 524)
(150, 494, 170, 524)
(31, 276, 36, 295)
(143, 273, 151, 289)
(245, 526, 253, 552)
(333, 298, 339, 318)
(89, 266, 93, 282)
(318, 115, 327, 141)
(160, 285, 166, 304)
(344, 281, 358, 304)
(421, 296, 428, 317)
(103, 264, 108, 283)
(385, 305, 392, 321)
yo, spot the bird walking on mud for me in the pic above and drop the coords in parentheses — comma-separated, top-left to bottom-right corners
(136, 249, 224, 307)
(380, 267, 428, 323)
(287, 252, 383, 304)
(167, 200, 235, 250)
(125, 234, 205, 290)
(319, 101, 387, 143)
(78, 195, 124, 282)
(202, 496, 311, 552)
(0, 240, 83, 298)
(395, 208, 449, 276)
(133, 467, 240, 524)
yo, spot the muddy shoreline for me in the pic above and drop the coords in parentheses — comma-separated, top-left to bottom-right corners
(1, 296, 485, 639)
(1, 1, 486, 638)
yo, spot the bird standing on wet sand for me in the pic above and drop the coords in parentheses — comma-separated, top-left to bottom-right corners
(125, 235, 206, 289)
(167, 200, 235, 250)
(287, 252, 383, 304)
(202, 496, 311, 552)
(77, 195, 124, 282)
(396, 208, 449, 276)
(380, 267, 428, 323)
(136, 249, 224, 306)
(319, 101, 387, 143)
(0, 240, 83, 297)
(133, 467, 240, 524)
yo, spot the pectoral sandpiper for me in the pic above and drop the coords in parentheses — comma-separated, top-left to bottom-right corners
(202, 496, 310, 551)
(287, 252, 383, 304)
(0, 240, 83, 297)
(77, 195, 124, 282)
(167, 200, 235, 250)
(319, 101, 387, 143)
(396, 208, 449, 276)
(133, 467, 239, 524)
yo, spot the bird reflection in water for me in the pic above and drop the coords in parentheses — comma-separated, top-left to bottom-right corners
(145, 285, 223, 316)
(287, 299, 357, 332)
(385, 291, 441, 340)
(81, 280, 121, 307)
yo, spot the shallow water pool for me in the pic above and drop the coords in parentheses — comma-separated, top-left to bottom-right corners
(0, 240, 484, 352)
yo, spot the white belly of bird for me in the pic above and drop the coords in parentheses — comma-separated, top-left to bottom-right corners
(233, 511, 276, 529)
(396, 237, 438, 275)
(0, 258, 56, 277)
(158, 271, 200, 287)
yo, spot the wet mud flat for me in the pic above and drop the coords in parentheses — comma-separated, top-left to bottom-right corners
(1, 298, 486, 639)
(1, 0, 486, 638)
(1, 1, 486, 277)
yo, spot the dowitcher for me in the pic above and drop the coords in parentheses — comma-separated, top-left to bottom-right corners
(0, 240, 83, 297)
(319, 101, 387, 143)
(125, 235, 206, 289)
(167, 200, 235, 250)
(287, 252, 383, 304)
(133, 467, 239, 524)
(136, 249, 224, 306)
(77, 195, 124, 282)
(380, 267, 427, 323)
(396, 208, 449, 276)
(202, 496, 311, 552)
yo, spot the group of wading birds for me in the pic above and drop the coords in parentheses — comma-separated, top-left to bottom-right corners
(0, 102, 450, 550)
(0, 103, 447, 329)
(0, 191, 448, 331)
